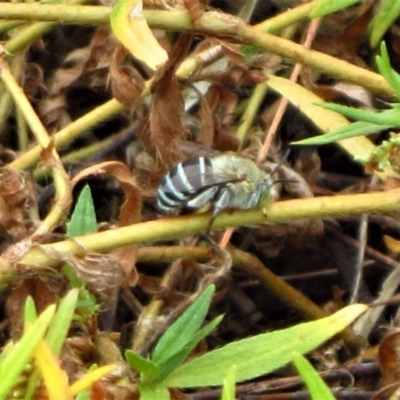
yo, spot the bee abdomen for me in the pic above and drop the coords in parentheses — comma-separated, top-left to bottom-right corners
(157, 157, 213, 214)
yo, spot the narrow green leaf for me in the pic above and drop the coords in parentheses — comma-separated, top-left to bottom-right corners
(370, 1, 400, 47)
(67, 185, 97, 237)
(163, 304, 367, 388)
(0, 304, 56, 398)
(266, 74, 377, 161)
(154, 315, 224, 383)
(76, 392, 91, 400)
(45, 289, 79, 355)
(221, 365, 236, 400)
(376, 42, 400, 101)
(139, 383, 170, 400)
(125, 350, 159, 376)
(152, 285, 215, 365)
(292, 352, 335, 400)
(292, 121, 392, 146)
(317, 102, 400, 126)
(310, 0, 360, 18)
(24, 296, 37, 324)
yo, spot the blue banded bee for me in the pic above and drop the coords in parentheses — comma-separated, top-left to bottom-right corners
(157, 155, 278, 217)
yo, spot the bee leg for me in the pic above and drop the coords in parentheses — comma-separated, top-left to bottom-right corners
(206, 186, 234, 233)
(212, 186, 232, 217)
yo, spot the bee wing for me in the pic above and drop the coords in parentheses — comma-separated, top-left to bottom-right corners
(179, 163, 238, 194)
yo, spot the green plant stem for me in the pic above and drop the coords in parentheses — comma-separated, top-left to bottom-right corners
(254, 0, 323, 33)
(0, 3, 110, 25)
(2, 6, 394, 173)
(230, 246, 326, 320)
(0, 0, 324, 33)
(5, 21, 56, 53)
(174, 11, 393, 97)
(236, 81, 269, 145)
(132, 262, 181, 354)
(0, 62, 71, 236)
(3, 188, 400, 274)
(4, 0, 94, 55)
(9, 98, 125, 171)
(0, 20, 26, 35)
(0, 6, 394, 98)
(137, 245, 327, 321)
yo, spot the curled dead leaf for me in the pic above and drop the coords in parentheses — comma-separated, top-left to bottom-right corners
(40, 243, 125, 296)
(110, 45, 145, 107)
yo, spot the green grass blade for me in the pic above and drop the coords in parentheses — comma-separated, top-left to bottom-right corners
(125, 350, 159, 376)
(138, 383, 170, 400)
(376, 42, 400, 101)
(66, 185, 97, 237)
(370, 1, 400, 47)
(0, 304, 56, 398)
(292, 121, 391, 146)
(310, 0, 360, 18)
(316, 102, 400, 125)
(163, 304, 367, 388)
(154, 315, 224, 383)
(24, 296, 37, 324)
(45, 289, 79, 355)
(292, 352, 335, 400)
(152, 285, 215, 365)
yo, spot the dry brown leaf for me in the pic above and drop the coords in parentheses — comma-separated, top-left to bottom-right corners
(379, 329, 400, 385)
(195, 93, 215, 148)
(71, 160, 142, 225)
(146, 35, 193, 167)
(312, 2, 373, 69)
(49, 48, 91, 95)
(23, 62, 47, 101)
(6, 275, 60, 340)
(42, 244, 125, 296)
(0, 168, 35, 241)
(71, 161, 142, 282)
(184, 0, 204, 25)
(116, 245, 139, 285)
(37, 47, 91, 131)
(37, 94, 72, 132)
(206, 82, 238, 127)
(85, 27, 116, 89)
(220, 41, 248, 70)
(110, 45, 145, 107)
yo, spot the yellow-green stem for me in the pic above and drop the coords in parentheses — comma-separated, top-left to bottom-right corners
(0, 64, 71, 235)
(5, 188, 400, 274)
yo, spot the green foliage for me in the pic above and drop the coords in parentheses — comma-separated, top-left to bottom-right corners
(22, 290, 79, 399)
(126, 283, 366, 400)
(151, 285, 216, 365)
(0, 291, 79, 398)
(64, 185, 99, 319)
(24, 296, 38, 324)
(292, 120, 392, 146)
(0, 303, 56, 398)
(44, 289, 80, 355)
(370, 0, 400, 47)
(66, 185, 97, 237)
(376, 42, 400, 101)
(292, 352, 335, 400)
(163, 304, 366, 388)
(221, 365, 236, 400)
(310, 0, 360, 18)
(292, 42, 400, 170)
(125, 285, 223, 389)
